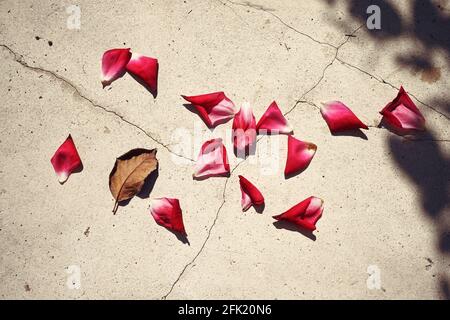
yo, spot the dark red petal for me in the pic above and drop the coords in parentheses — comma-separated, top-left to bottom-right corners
(181, 92, 238, 128)
(126, 53, 159, 97)
(101, 48, 132, 87)
(238, 175, 265, 212)
(320, 101, 368, 133)
(50, 134, 82, 183)
(256, 101, 293, 135)
(273, 196, 324, 231)
(284, 135, 317, 177)
(150, 198, 186, 235)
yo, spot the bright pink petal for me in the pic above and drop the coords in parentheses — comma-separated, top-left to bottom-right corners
(273, 196, 324, 231)
(380, 86, 425, 132)
(150, 198, 186, 235)
(320, 101, 368, 133)
(193, 138, 230, 179)
(232, 103, 257, 156)
(50, 135, 82, 183)
(284, 135, 317, 176)
(126, 53, 159, 97)
(101, 48, 132, 87)
(238, 175, 265, 212)
(256, 101, 293, 135)
(181, 92, 238, 128)
(390, 104, 426, 130)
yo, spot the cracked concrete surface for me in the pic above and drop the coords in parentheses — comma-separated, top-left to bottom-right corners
(1, 0, 449, 299)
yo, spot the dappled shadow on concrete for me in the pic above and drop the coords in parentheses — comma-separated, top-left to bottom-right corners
(388, 132, 449, 298)
(324, 0, 450, 298)
(324, 0, 450, 117)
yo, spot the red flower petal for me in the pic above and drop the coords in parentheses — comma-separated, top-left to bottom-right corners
(150, 197, 186, 235)
(238, 175, 265, 212)
(320, 101, 368, 133)
(101, 48, 132, 88)
(181, 92, 238, 128)
(284, 135, 317, 176)
(126, 53, 159, 97)
(193, 138, 230, 179)
(50, 135, 82, 183)
(256, 101, 293, 135)
(273, 196, 324, 231)
(380, 86, 426, 132)
(232, 103, 257, 156)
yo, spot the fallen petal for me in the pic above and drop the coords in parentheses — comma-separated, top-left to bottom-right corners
(193, 138, 230, 179)
(238, 175, 265, 212)
(150, 197, 186, 235)
(232, 102, 257, 156)
(101, 48, 132, 88)
(256, 101, 293, 135)
(126, 53, 159, 97)
(320, 101, 368, 133)
(380, 86, 425, 133)
(50, 135, 82, 184)
(182, 92, 238, 128)
(273, 196, 324, 231)
(284, 135, 317, 177)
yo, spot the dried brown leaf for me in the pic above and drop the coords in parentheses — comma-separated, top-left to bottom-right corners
(109, 148, 158, 214)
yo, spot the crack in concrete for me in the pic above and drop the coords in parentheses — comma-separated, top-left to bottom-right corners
(0, 44, 194, 162)
(161, 160, 245, 299)
(295, 102, 450, 142)
(223, 1, 449, 122)
(224, 0, 338, 49)
(160, 23, 364, 299)
(284, 25, 364, 117)
(215, 0, 250, 26)
(2, 4, 448, 300)
(335, 58, 450, 121)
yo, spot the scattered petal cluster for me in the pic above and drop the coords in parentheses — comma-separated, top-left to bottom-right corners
(51, 48, 428, 239)
(101, 48, 159, 97)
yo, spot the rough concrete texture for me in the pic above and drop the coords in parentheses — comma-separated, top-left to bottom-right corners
(0, 0, 449, 299)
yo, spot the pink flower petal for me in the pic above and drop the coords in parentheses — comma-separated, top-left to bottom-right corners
(273, 196, 324, 231)
(284, 135, 317, 177)
(50, 135, 82, 184)
(232, 103, 257, 156)
(380, 86, 426, 133)
(150, 198, 186, 235)
(181, 92, 238, 128)
(320, 101, 368, 133)
(193, 138, 230, 179)
(238, 175, 265, 212)
(256, 101, 293, 135)
(101, 48, 132, 88)
(126, 53, 159, 98)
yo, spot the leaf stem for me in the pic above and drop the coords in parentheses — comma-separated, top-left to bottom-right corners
(112, 201, 119, 214)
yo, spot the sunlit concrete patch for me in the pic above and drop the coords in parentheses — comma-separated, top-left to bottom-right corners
(0, 51, 224, 299)
(0, 0, 449, 299)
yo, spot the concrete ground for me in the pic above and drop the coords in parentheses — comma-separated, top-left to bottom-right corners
(0, 0, 449, 299)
